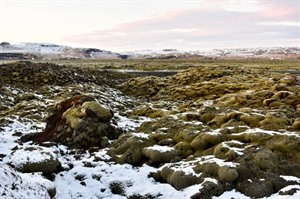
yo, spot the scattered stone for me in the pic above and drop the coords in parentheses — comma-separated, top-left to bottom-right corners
(109, 181, 126, 196)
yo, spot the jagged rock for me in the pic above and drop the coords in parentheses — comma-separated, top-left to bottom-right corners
(21, 95, 123, 149)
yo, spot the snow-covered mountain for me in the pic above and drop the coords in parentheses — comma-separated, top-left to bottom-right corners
(0, 42, 123, 60)
(124, 47, 300, 60)
(0, 42, 299, 60)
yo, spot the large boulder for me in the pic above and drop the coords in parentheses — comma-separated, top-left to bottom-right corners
(21, 95, 123, 149)
(9, 146, 61, 175)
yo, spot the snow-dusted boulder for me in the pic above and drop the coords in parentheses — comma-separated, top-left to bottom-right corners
(0, 163, 55, 198)
(142, 145, 180, 163)
(9, 146, 61, 175)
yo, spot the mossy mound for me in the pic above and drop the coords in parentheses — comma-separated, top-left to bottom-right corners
(118, 66, 269, 101)
(21, 95, 122, 149)
(108, 132, 156, 165)
(142, 145, 181, 163)
(9, 146, 61, 175)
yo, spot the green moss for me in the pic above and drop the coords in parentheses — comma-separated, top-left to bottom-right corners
(240, 114, 265, 127)
(62, 107, 85, 130)
(82, 101, 112, 121)
(259, 113, 290, 130)
(174, 142, 193, 158)
(292, 118, 300, 130)
(218, 166, 238, 182)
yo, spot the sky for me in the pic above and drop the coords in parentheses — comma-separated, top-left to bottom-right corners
(0, 0, 299, 51)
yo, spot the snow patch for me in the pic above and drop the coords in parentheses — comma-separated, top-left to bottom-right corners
(145, 145, 175, 152)
(280, 175, 300, 183)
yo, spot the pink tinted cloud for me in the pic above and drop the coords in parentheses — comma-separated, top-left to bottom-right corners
(63, 1, 299, 50)
(257, 0, 298, 20)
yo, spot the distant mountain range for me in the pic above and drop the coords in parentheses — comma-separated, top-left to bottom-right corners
(0, 42, 299, 60)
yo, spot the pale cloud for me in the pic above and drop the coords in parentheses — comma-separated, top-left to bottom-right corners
(2, 0, 298, 50)
(258, 22, 299, 27)
(257, 0, 298, 20)
(63, 0, 299, 51)
(221, 0, 262, 12)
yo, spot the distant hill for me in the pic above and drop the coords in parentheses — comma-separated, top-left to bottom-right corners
(0, 42, 123, 60)
(123, 47, 300, 60)
(0, 42, 299, 60)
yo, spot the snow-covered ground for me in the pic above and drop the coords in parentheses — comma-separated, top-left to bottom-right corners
(1, 64, 300, 198)
(1, 115, 300, 198)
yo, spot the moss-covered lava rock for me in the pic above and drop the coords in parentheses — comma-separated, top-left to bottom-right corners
(21, 95, 123, 149)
